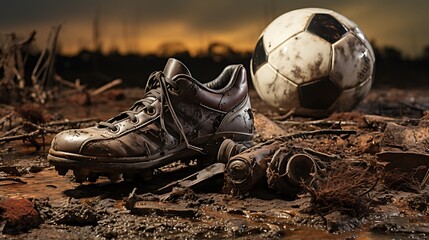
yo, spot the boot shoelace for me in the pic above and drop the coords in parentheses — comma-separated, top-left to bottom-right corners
(98, 71, 203, 153)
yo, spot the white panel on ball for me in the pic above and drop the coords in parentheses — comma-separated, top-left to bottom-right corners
(262, 9, 313, 54)
(331, 33, 374, 89)
(253, 63, 300, 109)
(268, 31, 331, 85)
(354, 76, 373, 101)
(353, 27, 376, 62)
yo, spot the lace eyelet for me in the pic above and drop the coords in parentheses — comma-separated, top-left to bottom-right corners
(131, 118, 139, 124)
(109, 126, 119, 133)
(145, 107, 156, 116)
(171, 85, 181, 94)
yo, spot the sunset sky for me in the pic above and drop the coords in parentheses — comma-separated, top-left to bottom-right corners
(1, 0, 428, 57)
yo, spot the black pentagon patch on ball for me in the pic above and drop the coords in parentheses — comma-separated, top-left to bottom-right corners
(251, 37, 268, 72)
(307, 13, 348, 43)
(298, 77, 341, 109)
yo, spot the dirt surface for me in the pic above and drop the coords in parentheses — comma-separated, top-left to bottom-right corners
(2, 87, 429, 239)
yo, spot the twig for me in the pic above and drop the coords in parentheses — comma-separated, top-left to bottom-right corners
(276, 129, 357, 142)
(363, 114, 420, 129)
(278, 119, 357, 127)
(0, 112, 15, 129)
(54, 74, 85, 91)
(25, 136, 42, 150)
(0, 177, 27, 184)
(31, 25, 62, 103)
(90, 78, 123, 97)
(0, 128, 43, 151)
(301, 147, 340, 162)
(358, 176, 380, 197)
(0, 125, 23, 138)
(17, 30, 36, 46)
(0, 104, 15, 111)
(398, 101, 426, 113)
(420, 167, 429, 190)
(272, 108, 296, 121)
(44, 118, 98, 127)
(1, 117, 97, 141)
(0, 129, 42, 142)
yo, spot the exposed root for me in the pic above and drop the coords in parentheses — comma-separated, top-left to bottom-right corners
(304, 161, 380, 218)
(383, 169, 420, 193)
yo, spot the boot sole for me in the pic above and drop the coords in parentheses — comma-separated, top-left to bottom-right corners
(48, 133, 253, 182)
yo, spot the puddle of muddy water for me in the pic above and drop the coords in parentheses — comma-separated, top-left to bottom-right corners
(0, 167, 79, 200)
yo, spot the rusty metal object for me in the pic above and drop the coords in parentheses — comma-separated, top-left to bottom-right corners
(223, 142, 280, 194)
(222, 130, 352, 195)
(217, 139, 248, 164)
(156, 163, 225, 193)
(267, 147, 317, 198)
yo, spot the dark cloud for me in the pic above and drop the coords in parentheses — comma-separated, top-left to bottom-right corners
(0, 0, 98, 26)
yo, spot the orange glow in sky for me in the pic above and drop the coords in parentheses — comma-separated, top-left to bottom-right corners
(1, 0, 428, 57)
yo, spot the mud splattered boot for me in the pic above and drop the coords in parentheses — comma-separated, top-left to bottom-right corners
(48, 58, 254, 182)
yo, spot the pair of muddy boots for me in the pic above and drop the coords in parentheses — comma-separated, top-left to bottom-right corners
(48, 58, 254, 183)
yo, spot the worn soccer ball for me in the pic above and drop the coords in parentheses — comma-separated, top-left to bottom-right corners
(251, 8, 375, 117)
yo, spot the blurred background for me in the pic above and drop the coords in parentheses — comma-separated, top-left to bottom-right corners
(1, 0, 428, 88)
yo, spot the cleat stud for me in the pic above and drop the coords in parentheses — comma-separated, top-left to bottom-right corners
(108, 173, 122, 183)
(140, 170, 153, 181)
(181, 159, 192, 165)
(55, 166, 69, 176)
(123, 173, 136, 182)
(73, 169, 90, 183)
(88, 173, 100, 183)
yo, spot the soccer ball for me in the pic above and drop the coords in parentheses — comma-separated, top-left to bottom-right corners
(251, 8, 375, 117)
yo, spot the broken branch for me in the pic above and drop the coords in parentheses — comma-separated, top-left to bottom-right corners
(54, 74, 85, 91)
(0, 112, 15, 129)
(90, 78, 122, 97)
(0, 177, 27, 184)
(278, 119, 357, 127)
(276, 129, 357, 142)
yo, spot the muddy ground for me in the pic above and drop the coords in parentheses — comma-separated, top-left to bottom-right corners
(1, 87, 429, 239)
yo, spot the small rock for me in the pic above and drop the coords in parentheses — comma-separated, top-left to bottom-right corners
(226, 219, 248, 236)
(29, 165, 44, 173)
(406, 194, 428, 212)
(0, 198, 42, 234)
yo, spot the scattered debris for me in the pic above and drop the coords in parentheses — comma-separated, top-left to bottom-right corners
(381, 122, 429, 152)
(0, 109, 98, 151)
(223, 129, 355, 196)
(0, 31, 36, 104)
(156, 162, 225, 194)
(1, 85, 429, 238)
(30, 25, 62, 104)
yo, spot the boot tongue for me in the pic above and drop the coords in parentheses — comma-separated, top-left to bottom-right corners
(163, 58, 192, 78)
